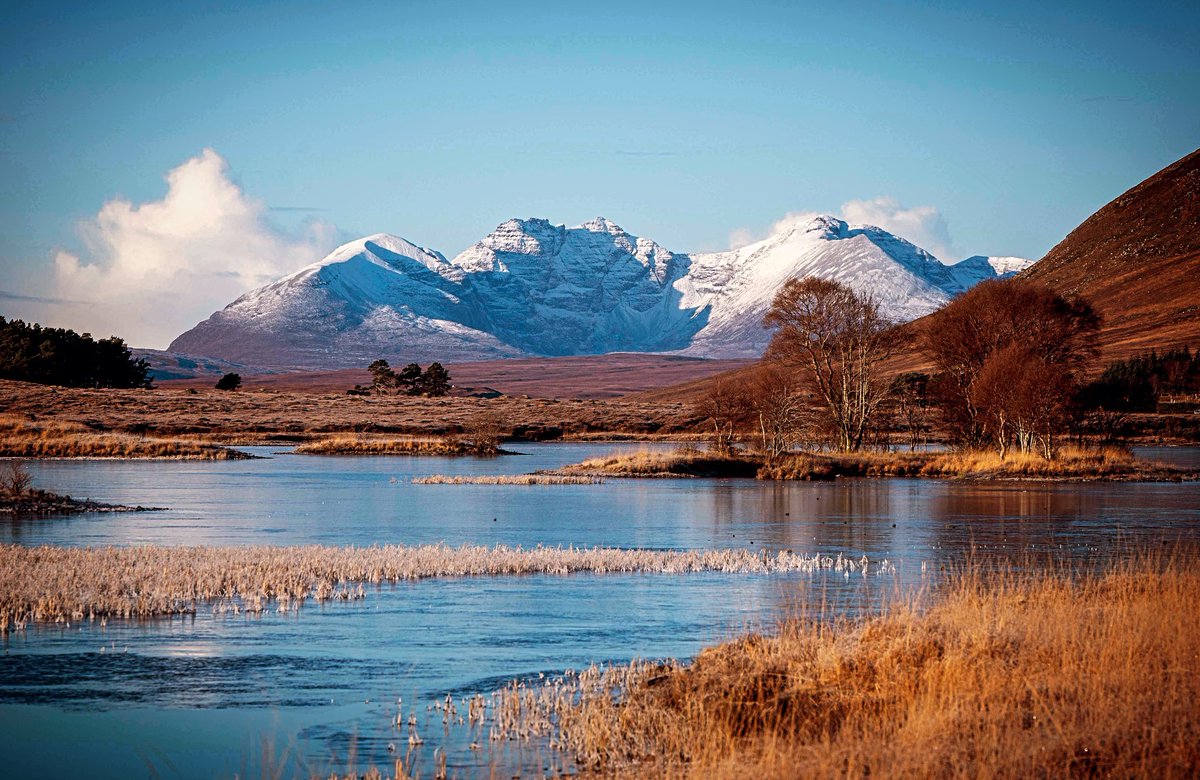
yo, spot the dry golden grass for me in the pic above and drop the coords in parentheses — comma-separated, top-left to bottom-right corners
(554, 446, 759, 478)
(293, 434, 484, 456)
(499, 553, 1200, 778)
(0, 544, 891, 630)
(0, 415, 249, 459)
(761, 444, 1192, 481)
(558, 444, 1193, 482)
(412, 474, 603, 484)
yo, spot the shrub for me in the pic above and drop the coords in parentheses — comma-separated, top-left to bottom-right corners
(215, 372, 242, 391)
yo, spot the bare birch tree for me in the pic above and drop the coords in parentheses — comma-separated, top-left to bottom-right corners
(764, 278, 899, 452)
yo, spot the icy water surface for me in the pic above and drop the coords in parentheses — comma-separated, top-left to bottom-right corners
(2, 443, 1198, 777)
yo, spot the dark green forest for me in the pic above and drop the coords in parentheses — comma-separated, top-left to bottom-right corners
(0, 316, 152, 388)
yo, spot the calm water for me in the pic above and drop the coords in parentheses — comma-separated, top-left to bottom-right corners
(2, 443, 1198, 778)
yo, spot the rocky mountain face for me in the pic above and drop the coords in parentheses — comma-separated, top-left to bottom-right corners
(169, 215, 1030, 369)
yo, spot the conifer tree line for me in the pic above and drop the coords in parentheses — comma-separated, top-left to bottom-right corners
(0, 316, 152, 388)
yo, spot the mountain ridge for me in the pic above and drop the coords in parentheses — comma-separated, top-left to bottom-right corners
(169, 214, 1031, 369)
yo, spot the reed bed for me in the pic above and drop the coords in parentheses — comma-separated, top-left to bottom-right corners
(555, 446, 759, 478)
(760, 445, 1190, 481)
(0, 544, 893, 631)
(412, 474, 604, 485)
(555, 443, 1192, 481)
(0, 415, 247, 460)
(293, 434, 490, 456)
(493, 553, 1200, 778)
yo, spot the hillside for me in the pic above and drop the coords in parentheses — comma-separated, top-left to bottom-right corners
(1020, 148, 1200, 361)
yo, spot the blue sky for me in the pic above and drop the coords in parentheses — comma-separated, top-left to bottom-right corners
(2, 0, 1197, 347)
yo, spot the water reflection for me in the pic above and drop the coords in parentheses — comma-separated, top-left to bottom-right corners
(2, 443, 1198, 777)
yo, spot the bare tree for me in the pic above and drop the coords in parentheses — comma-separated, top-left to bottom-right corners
(972, 344, 1077, 458)
(924, 279, 1099, 448)
(466, 410, 506, 455)
(693, 377, 750, 455)
(2, 461, 33, 498)
(746, 363, 811, 461)
(890, 372, 931, 452)
(764, 278, 899, 452)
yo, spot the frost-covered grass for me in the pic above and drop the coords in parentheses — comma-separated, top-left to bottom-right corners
(412, 474, 603, 484)
(0, 415, 248, 460)
(0, 544, 893, 630)
(494, 552, 1200, 778)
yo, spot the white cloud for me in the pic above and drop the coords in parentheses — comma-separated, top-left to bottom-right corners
(726, 200, 956, 260)
(51, 149, 338, 348)
(839, 197, 956, 260)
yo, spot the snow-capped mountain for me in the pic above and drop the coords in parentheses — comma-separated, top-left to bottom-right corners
(169, 215, 1032, 368)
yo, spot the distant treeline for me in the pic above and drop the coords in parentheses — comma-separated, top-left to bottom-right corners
(1082, 347, 1200, 411)
(0, 317, 152, 388)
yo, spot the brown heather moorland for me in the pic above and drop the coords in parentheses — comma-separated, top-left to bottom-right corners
(0, 379, 697, 444)
(495, 553, 1200, 779)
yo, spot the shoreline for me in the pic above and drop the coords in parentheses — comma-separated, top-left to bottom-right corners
(544, 446, 1199, 483)
(0, 490, 165, 516)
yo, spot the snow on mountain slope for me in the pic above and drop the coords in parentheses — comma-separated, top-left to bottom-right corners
(448, 217, 701, 355)
(945, 255, 1035, 292)
(169, 234, 521, 368)
(678, 215, 975, 357)
(169, 216, 1029, 368)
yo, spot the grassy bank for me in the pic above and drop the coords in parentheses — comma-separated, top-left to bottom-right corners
(412, 474, 603, 484)
(292, 434, 507, 456)
(0, 544, 890, 630)
(552, 446, 760, 478)
(0, 415, 250, 459)
(498, 554, 1200, 778)
(554, 445, 1195, 481)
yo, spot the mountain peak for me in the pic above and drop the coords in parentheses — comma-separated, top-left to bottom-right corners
(171, 213, 1028, 368)
(579, 216, 626, 235)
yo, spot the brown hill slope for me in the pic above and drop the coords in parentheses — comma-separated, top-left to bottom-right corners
(1020, 147, 1200, 361)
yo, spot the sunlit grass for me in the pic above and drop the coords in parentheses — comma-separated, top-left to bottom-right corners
(0, 415, 248, 459)
(555, 446, 759, 478)
(555, 443, 1191, 481)
(412, 474, 603, 484)
(495, 551, 1200, 778)
(293, 434, 495, 456)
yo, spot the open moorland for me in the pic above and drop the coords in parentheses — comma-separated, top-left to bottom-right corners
(152, 353, 755, 399)
(0, 378, 698, 444)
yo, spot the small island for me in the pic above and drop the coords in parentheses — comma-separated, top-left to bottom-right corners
(1, 463, 163, 515)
